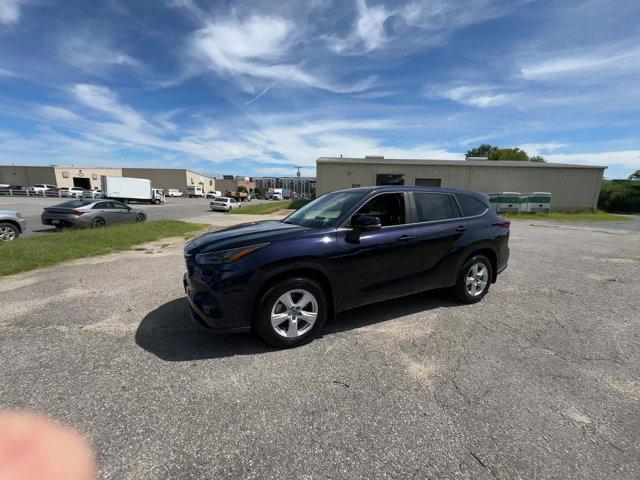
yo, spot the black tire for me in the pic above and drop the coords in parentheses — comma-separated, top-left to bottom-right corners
(0, 222, 19, 242)
(255, 277, 327, 348)
(91, 217, 106, 228)
(122, 199, 129, 204)
(136, 213, 145, 223)
(153, 199, 160, 205)
(454, 254, 492, 303)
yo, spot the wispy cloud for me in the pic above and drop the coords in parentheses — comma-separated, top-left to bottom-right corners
(521, 48, 640, 80)
(190, 15, 374, 94)
(428, 84, 516, 108)
(57, 30, 142, 76)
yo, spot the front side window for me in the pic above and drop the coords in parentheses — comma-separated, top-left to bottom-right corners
(352, 193, 406, 227)
(111, 201, 129, 210)
(455, 194, 488, 217)
(414, 193, 455, 222)
(285, 190, 368, 228)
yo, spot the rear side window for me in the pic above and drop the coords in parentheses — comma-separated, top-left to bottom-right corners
(413, 193, 455, 222)
(455, 194, 488, 217)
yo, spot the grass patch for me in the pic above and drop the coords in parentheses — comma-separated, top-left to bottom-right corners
(233, 199, 310, 215)
(502, 211, 631, 222)
(0, 220, 207, 276)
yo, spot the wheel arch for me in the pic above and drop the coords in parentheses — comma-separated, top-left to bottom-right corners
(0, 219, 21, 233)
(463, 247, 498, 283)
(250, 265, 336, 328)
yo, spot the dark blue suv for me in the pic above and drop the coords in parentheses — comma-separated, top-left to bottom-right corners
(184, 186, 510, 347)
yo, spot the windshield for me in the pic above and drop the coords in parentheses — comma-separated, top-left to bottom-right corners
(285, 190, 368, 228)
(214, 197, 228, 202)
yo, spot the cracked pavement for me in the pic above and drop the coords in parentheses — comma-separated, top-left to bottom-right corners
(1, 221, 639, 479)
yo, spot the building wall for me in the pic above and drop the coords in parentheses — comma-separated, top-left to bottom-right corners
(0, 166, 56, 186)
(122, 168, 215, 194)
(317, 161, 605, 211)
(54, 167, 123, 189)
(216, 179, 256, 194)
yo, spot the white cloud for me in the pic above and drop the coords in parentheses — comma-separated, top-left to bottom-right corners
(0, 0, 25, 25)
(190, 15, 374, 94)
(39, 105, 81, 122)
(58, 31, 142, 75)
(72, 84, 145, 129)
(328, 0, 513, 55)
(429, 84, 516, 108)
(0, 67, 14, 76)
(521, 48, 640, 80)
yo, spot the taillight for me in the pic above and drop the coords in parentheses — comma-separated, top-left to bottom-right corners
(73, 211, 84, 217)
(496, 220, 510, 228)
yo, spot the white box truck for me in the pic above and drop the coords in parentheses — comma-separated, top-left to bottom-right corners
(101, 176, 165, 204)
(187, 186, 205, 198)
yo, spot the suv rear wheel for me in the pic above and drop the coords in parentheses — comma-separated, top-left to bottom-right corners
(454, 254, 492, 303)
(256, 277, 327, 348)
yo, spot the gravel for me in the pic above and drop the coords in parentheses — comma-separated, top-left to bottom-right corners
(1, 221, 639, 479)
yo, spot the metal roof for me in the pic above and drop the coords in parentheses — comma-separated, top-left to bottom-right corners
(316, 157, 607, 170)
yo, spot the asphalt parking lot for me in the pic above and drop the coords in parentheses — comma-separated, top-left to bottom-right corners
(0, 196, 274, 237)
(1, 220, 639, 479)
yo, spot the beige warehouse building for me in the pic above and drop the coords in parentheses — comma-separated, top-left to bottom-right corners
(0, 165, 215, 194)
(316, 156, 606, 211)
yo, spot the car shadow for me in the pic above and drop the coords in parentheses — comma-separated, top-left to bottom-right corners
(135, 292, 459, 362)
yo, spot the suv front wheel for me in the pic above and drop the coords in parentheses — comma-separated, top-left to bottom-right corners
(256, 277, 327, 348)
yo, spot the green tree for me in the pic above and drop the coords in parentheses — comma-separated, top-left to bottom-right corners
(254, 187, 263, 198)
(629, 170, 640, 181)
(489, 147, 529, 161)
(237, 185, 248, 193)
(466, 144, 545, 162)
(465, 144, 498, 158)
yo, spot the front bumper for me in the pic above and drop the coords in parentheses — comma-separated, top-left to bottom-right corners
(183, 268, 258, 333)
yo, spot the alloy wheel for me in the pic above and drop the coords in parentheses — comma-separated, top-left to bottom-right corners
(0, 226, 16, 241)
(93, 218, 105, 228)
(466, 262, 488, 296)
(270, 289, 318, 338)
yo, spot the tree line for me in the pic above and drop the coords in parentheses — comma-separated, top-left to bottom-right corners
(465, 144, 545, 162)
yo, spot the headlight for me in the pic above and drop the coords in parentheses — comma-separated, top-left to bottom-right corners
(195, 242, 269, 264)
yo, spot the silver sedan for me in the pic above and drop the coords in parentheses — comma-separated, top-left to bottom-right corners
(41, 199, 147, 229)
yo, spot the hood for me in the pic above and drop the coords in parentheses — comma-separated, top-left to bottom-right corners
(186, 220, 308, 254)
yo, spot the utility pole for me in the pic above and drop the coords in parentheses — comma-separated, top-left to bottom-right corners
(295, 166, 305, 178)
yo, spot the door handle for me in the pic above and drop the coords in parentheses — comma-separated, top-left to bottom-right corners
(397, 235, 414, 242)
(456, 225, 468, 232)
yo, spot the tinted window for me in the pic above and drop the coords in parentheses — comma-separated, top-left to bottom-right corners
(111, 201, 129, 210)
(214, 197, 228, 202)
(455, 194, 488, 217)
(93, 202, 109, 209)
(353, 193, 406, 227)
(414, 193, 454, 222)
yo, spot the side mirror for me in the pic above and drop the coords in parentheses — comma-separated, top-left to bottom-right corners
(352, 215, 381, 231)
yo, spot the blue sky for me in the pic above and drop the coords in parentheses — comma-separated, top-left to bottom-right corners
(0, 0, 639, 179)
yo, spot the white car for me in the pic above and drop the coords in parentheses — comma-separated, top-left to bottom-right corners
(166, 189, 183, 197)
(83, 189, 104, 198)
(61, 187, 87, 198)
(32, 184, 58, 193)
(210, 197, 241, 212)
